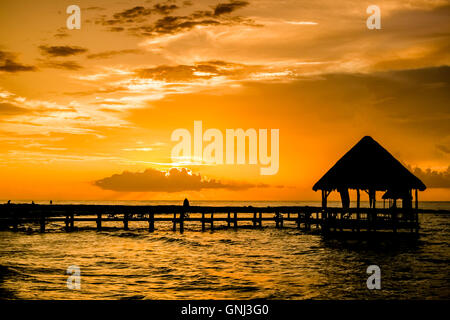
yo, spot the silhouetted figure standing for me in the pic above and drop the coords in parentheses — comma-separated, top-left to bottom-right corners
(183, 198, 190, 218)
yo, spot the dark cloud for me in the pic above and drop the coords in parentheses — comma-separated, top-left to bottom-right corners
(84, 7, 105, 11)
(96, 1, 253, 37)
(54, 27, 69, 38)
(214, 1, 248, 16)
(41, 60, 83, 70)
(153, 3, 179, 15)
(87, 49, 142, 59)
(102, 3, 179, 26)
(0, 51, 36, 73)
(54, 33, 69, 38)
(254, 66, 450, 136)
(436, 144, 450, 154)
(113, 6, 153, 20)
(0, 102, 29, 115)
(39, 45, 88, 57)
(94, 167, 268, 192)
(109, 27, 125, 32)
(410, 166, 450, 188)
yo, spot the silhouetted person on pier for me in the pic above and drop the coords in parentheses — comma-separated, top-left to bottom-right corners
(50, 200, 52, 205)
(183, 198, 190, 218)
(7, 200, 11, 204)
(31, 201, 35, 205)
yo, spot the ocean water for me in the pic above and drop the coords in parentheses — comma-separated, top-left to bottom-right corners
(0, 201, 449, 300)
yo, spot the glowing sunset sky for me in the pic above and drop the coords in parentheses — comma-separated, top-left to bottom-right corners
(0, 0, 449, 201)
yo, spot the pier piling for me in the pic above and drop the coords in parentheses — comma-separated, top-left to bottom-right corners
(149, 213, 154, 232)
(123, 213, 129, 230)
(96, 213, 102, 231)
(40, 214, 45, 233)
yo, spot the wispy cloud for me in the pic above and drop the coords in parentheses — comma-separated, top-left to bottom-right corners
(41, 60, 83, 70)
(0, 50, 36, 73)
(39, 45, 88, 57)
(87, 49, 143, 59)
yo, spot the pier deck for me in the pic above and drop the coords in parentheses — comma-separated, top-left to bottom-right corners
(1, 204, 446, 236)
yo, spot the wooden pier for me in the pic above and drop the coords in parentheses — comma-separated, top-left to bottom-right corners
(0, 203, 445, 237)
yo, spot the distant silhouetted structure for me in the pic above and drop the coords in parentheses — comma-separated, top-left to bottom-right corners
(183, 198, 190, 207)
(313, 136, 426, 210)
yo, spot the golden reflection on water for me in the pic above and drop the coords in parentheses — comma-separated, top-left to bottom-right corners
(0, 213, 449, 299)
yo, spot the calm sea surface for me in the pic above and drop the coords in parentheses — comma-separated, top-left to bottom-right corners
(0, 201, 449, 300)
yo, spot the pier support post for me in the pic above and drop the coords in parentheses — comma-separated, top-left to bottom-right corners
(12, 215, 18, 232)
(70, 212, 74, 231)
(96, 213, 102, 231)
(172, 213, 177, 232)
(258, 212, 262, 227)
(149, 213, 154, 232)
(123, 213, 129, 230)
(227, 212, 231, 228)
(65, 214, 70, 232)
(40, 214, 46, 233)
(296, 212, 301, 229)
(180, 212, 184, 234)
(280, 213, 284, 228)
(253, 212, 257, 228)
(392, 210, 397, 233)
(275, 212, 279, 228)
(201, 212, 205, 231)
(234, 212, 238, 229)
(210, 213, 214, 231)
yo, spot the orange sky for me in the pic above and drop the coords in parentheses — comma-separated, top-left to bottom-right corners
(0, 0, 449, 201)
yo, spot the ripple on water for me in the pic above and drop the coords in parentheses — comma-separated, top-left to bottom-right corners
(0, 212, 449, 299)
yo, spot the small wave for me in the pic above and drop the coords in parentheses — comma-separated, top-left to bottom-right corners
(119, 294, 146, 300)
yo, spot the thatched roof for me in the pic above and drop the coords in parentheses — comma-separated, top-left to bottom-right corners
(382, 189, 412, 200)
(313, 136, 426, 192)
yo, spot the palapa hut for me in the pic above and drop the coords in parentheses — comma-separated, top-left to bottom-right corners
(313, 136, 426, 210)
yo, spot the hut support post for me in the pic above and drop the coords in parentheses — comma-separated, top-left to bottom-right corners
(321, 190, 328, 209)
(415, 189, 418, 210)
(172, 213, 177, 231)
(253, 212, 257, 227)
